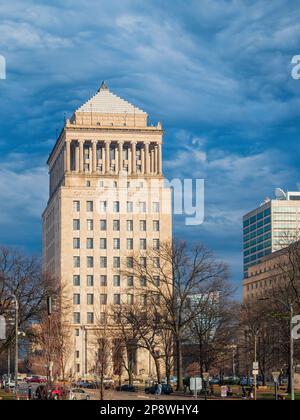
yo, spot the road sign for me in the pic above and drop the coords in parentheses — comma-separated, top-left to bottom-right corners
(253, 370, 259, 376)
(272, 372, 281, 383)
(190, 377, 202, 391)
(0, 316, 6, 340)
(253, 362, 259, 370)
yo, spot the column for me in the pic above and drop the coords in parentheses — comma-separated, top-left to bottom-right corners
(79, 140, 84, 173)
(144, 142, 150, 175)
(105, 141, 111, 173)
(75, 142, 80, 172)
(158, 143, 162, 175)
(151, 147, 154, 174)
(101, 143, 105, 174)
(92, 140, 97, 173)
(154, 145, 158, 175)
(119, 142, 124, 173)
(131, 142, 137, 174)
(66, 140, 71, 173)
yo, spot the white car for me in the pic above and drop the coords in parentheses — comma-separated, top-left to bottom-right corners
(69, 388, 90, 400)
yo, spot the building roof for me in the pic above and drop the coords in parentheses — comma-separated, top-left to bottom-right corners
(76, 81, 147, 115)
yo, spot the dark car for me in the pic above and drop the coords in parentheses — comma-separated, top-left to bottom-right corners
(116, 384, 137, 392)
(145, 384, 173, 395)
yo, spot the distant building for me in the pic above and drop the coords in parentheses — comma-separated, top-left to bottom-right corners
(243, 189, 300, 278)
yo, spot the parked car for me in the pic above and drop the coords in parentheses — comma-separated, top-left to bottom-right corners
(116, 384, 137, 392)
(28, 375, 46, 384)
(145, 384, 173, 395)
(69, 388, 90, 400)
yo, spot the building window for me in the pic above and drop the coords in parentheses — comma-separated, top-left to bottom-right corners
(76, 351, 80, 359)
(127, 220, 133, 231)
(87, 201, 93, 212)
(87, 219, 94, 231)
(127, 257, 133, 268)
(140, 276, 147, 287)
(87, 238, 94, 249)
(73, 256, 80, 268)
(113, 275, 121, 287)
(100, 294, 107, 305)
(153, 239, 160, 250)
(73, 312, 80, 324)
(127, 201, 133, 213)
(114, 294, 121, 305)
(140, 257, 147, 268)
(127, 276, 134, 287)
(76, 363, 80, 373)
(73, 201, 80, 212)
(140, 239, 147, 250)
(127, 294, 134, 305)
(152, 202, 160, 213)
(127, 238, 133, 250)
(100, 256, 107, 268)
(100, 201, 107, 213)
(113, 201, 120, 213)
(153, 257, 160, 268)
(100, 312, 107, 324)
(87, 256, 94, 268)
(113, 257, 120, 268)
(100, 238, 107, 250)
(153, 220, 160, 231)
(75, 329, 80, 337)
(113, 238, 120, 250)
(154, 276, 160, 286)
(73, 275, 80, 286)
(100, 219, 107, 230)
(87, 294, 94, 305)
(140, 295, 147, 307)
(73, 219, 80, 230)
(87, 312, 94, 324)
(100, 275, 107, 286)
(113, 220, 120, 231)
(73, 294, 80, 305)
(140, 220, 146, 231)
(73, 238, 80, 249)
(87, 275, 94, 287)
(139, 201, 146, 213)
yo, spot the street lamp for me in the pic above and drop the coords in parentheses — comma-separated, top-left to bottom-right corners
(259, 297, 294, 401)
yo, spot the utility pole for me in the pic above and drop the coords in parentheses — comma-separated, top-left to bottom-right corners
(290, 303, 294, 401)
(13, 295, 19, 396)
(47, 296, 52, 390)
(254, 334, 257, 401)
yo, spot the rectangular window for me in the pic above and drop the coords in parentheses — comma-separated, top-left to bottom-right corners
(73, 219, 80, 230)
(87, 275, 94, 287)
(87, 312, 94, 324)
(76, 351, 80, 359)
(114, 294, 121, 305)
(127, 276, 134, 287)
(140, 276, 147, 287)
(127, 238, 133, 250)
(127, 257, 133, 268)
(87, 219, 94, 231)
(153, 257, 160, 268)
(152, 202, 160, 213)
(113, 257, 120, 268)
(100, 238, 107, 250)
(154, 276, 160, 286)
(153, 239, 160, 250)
(113, 201, 120, 213)
(73, 238, 80, 249)
(73, 201, 80, 212)
(113, 220, 120, 231)
(127, 201, 133, 213)
(87, 294, 94, 305)
(87, 256, 94, 268)
(140, 295, 147, 307)
(100, 294, 107, 305)
(100, 275, 107, 286)
(73, 275, 80, 286)
(113, 238, 120, 250)
(73, 312, 80, 324)
(153, 220, 160, 231)
(100, 256, 107, 268)
(87, 201, 93, 212)
(127, 220, 133, 231)
(100, 219, 107, 230)
(73, 256, 80, 268)
(140, 201, 146, 213)
(140, 220, 146, 231)
(140, 239, 147, 250)
(100, 312, 106, 324)
(73, 294, 80, 305)
(127, 294, 134, 305)
(100, 201, 107, 213)
(140, 257, 147, 268)
(113, 275, 120, 287)
(87, 238, 94, 249)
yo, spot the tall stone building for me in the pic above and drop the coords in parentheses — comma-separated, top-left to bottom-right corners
(42, 82, 172, 379)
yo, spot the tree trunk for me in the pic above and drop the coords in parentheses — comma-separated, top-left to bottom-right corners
(176, 339, 183, 391)
(153, 356, 161, 383)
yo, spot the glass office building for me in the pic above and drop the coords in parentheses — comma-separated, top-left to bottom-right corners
(243, 190, 300, 278)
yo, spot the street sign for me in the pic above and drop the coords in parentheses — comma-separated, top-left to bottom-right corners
(190, 377, 202, 391)
(253, 370, 259, 376)
(272, 372, 281, 383)
(253, 362, 259, 370)
(0, 316, 6, 340)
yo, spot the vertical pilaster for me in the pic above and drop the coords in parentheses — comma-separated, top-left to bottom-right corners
(79, 140, 84, 173)
(119, 142, 124, 173)
(105, 141, 111, 173)
(131, 142, 137, 174)
(154, 145, 158, 175)
(144, 142, 150, 175)
(66, 140, 71, 173)
(158, 143, 162, 175)
(92, 140, 97, 173)
(75, 142, 80, 172)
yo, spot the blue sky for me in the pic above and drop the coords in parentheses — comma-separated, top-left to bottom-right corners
(1, 0, 300, 295)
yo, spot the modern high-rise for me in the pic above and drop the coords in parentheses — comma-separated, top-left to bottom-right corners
(243, 189, 300, 278)
(42, 81, 172, 378)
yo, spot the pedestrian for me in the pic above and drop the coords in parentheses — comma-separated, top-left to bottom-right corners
(157, 383, 162, 395)
(242, 385, 246, 399)
(28, 385, 32, 400)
